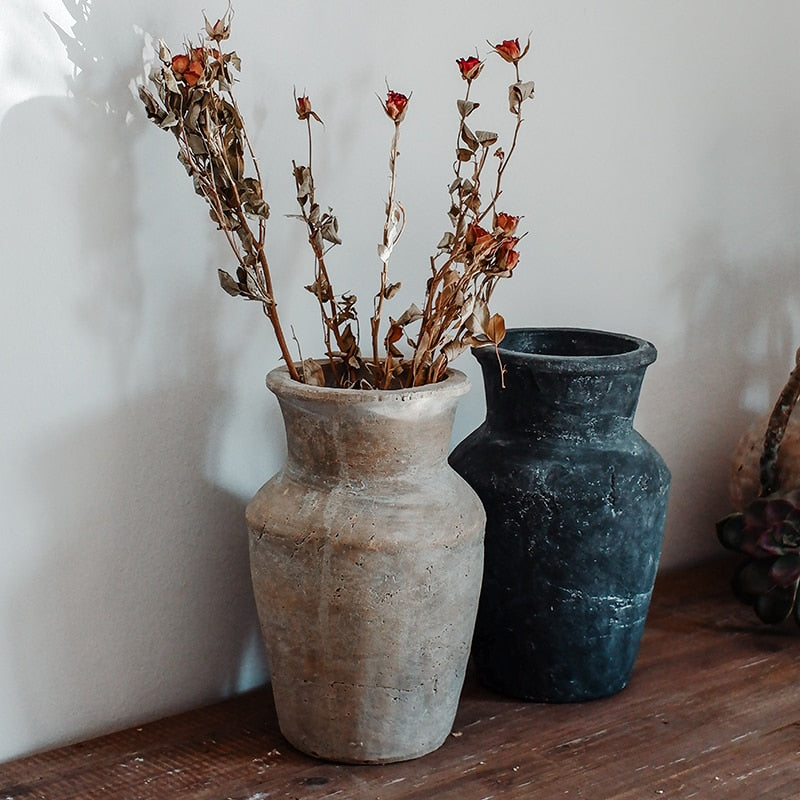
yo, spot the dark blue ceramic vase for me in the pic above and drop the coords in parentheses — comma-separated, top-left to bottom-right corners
(449, 328, 671, 702)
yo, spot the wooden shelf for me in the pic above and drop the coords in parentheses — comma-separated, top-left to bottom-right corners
(4, 559, 800, 799)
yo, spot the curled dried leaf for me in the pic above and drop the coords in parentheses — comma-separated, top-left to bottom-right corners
(508, 80, 535, 113)
(302, 358, 326, 386)
(442, 338, 469, 362)
(218, 268, 241, 297)
(460, 125, 479, 151)
(475, 130, 498, 146)
(457, 99, 479, 118)
(384, 281, 402, 299)
(396, 303, 423, 327)
(437, 232, 455, 252)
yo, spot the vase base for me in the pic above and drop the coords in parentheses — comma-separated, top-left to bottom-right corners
(278, 726, 451, 765)
(477, 673, 630, 704)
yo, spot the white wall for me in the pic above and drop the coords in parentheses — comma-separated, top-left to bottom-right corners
(3, 0, 800, 762)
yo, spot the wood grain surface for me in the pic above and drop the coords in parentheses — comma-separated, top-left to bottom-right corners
(3, 558, 799, 799)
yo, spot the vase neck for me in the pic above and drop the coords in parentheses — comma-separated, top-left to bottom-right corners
(267, 369, 469, 484)
(478, 355, 647, 441)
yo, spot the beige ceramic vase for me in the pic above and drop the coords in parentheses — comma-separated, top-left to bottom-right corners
(246, 366, 485, 764)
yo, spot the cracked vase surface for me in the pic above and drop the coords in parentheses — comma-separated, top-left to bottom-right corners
(449, 328, 671, 702)
(246, 366, 485, 764)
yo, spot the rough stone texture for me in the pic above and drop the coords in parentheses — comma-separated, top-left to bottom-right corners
(729, 413, 800, 509)
(246, 368, 485, 764)
(450, 328, 671, 703)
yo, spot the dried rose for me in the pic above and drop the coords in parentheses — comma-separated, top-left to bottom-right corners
(496, 239, 520, 271)
(205, 15, 231, 42)
(294, 93, 322, 123)
(456, 56, 484, 81)
(465, 222, 494, 254)
(171, 49, 205, 86)
(494, 213, 519, 234)
(490, 37, 530, 64)
(382, 90, 410, 123)
(296, 95, 312, 118)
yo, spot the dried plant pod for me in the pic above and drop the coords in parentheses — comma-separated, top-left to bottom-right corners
(730, 413, 800, 510)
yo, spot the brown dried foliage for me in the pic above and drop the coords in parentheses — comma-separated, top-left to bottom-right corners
(139, 14, 533, 389)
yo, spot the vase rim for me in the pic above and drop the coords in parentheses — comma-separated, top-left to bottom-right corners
(266, 364, 470, 404)
(474, 327, 657, 373)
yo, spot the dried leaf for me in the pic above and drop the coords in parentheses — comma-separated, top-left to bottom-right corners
(157, 39, 172, 63)
(442, 338, 468, 362)
(413, 330, 431, 372)
(158, 111, 179, 129)
(508, 81, 535, 113)
(396, 303, 423, 327)
(485, 313, 506, 344)
(321, 214, 341, 245)
(293, 165, 313, 204)
(466, 299, 490, 335)
(475, 130, 498, 146)
(460, 125, 479, 151)
(457, 99, 479, 118)
(378, 243, 392, 263)
(163, 66, 180, 94)
(218, 269, 241, 297)
(456, 148, 473, 162)
(385, 321, 404, 345)
(384, 281, 402, 299)
(305, 278, 332, 302)
(302, 358, 325, 386)
(436, 232, 455, 252)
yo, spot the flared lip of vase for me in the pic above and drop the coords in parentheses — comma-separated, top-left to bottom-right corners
(266, 364, 470, 404)
(474, 327, 657, 374)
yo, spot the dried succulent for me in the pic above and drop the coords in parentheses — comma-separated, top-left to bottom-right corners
(139, 11, 533, 388)
(718, 491, 800, 624)
(717, 349, 800, 624)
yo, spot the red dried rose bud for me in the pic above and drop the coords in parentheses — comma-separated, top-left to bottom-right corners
(171, 53, 190, 76)
(495, 213, 520, 234)
(491, 37, 530, 64)
(294, 91, 322, 123)
(496, 239, 521, 271)
(205, 16, 231, 42)
(465, 222, 493, 252)
(456, 56, 484, 81)
(383, 90, 410, 123)
(186, 55, 205, 85)
(172, 50, 205, 86)
(295, 95, 313, 119)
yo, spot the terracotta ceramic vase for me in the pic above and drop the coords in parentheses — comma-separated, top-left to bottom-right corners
(450, 328, 671, 702)
(246, 366, 485, 764)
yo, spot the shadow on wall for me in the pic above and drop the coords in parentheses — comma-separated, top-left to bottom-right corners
(654, 226, 800, 567)
(10, 384, 262, 745)
(0, 0, 273, 756)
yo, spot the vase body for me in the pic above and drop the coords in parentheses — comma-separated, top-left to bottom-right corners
(449, 328, 671, 702)
(246, 367, 485, 764)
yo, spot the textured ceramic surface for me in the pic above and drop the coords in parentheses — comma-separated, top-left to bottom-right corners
(450, 328, 671, 702)
(246, 367, 485, 764)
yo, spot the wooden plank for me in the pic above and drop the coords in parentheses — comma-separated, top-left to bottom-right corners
(3, 558, 800, 799)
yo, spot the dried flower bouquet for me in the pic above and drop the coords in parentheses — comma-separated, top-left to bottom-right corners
(139, 10, 533, 389)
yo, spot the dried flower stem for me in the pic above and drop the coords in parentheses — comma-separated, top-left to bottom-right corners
(139, 21, 532, 390)
(372, 120, 405, 388)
